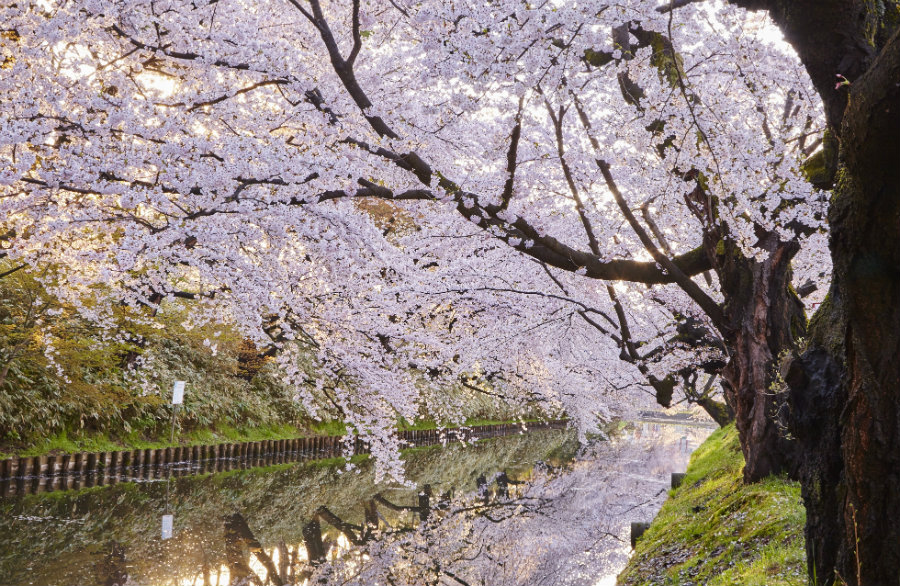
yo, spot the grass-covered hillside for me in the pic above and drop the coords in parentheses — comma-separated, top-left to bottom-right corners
(618, 424, 807, 586)
(0, 262, 317, 456)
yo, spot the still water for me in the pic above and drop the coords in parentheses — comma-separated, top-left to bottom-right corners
(1, 421, 712, 586)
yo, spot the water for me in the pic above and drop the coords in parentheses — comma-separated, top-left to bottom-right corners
(0, 421, 713, 586)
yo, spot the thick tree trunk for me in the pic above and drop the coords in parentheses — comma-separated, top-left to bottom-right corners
(715, 233, 805, 482)
(786, 25, 900, 586)
(696, 395, 734, 428)
(724, 0, 900, 582)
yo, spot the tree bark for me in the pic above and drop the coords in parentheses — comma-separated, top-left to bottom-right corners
(785, 23, 900, 585)
(696, 395, 734, 428)
(715, 233, 805, 482)
(730, 0, 900, 581)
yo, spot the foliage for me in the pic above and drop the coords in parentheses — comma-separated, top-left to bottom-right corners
(618, 424, 806, 585)
(0, 0, 834, 483)
(0, 257, 552, 458)
(5, 0, 900, 581)
(0, 263, 313, 449)
(0, 262, 548, 458)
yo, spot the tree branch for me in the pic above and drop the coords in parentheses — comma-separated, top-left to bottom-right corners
(545, 98, 602, 256)
(303, 0, 398, 138)
(500, 96, 525, 211)
(0, 263, 26, 280)
(347, 0, 363, 67)
(595, 160, 727, 329)
(656, 0, 705, 13)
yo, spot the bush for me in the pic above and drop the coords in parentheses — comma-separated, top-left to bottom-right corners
(0, 262, 307, 448)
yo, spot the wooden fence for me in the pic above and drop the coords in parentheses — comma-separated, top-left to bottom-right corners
(0, 420, 568, 496)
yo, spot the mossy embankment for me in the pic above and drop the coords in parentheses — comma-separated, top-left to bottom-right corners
(618, 424, 807, 586)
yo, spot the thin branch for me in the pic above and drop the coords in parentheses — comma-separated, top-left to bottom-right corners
(545, 98, 602, 256)
(596, 160, 727, 329)
(500, 95, 525, 211)
(0, 263, 27, 280)
(576, 310, 618, 341)
(283, 0, 318, 28)
(347, 0, 363, 67)
(570, 95, 726, 328)
(441, 569, 473, 586)
(460, 380, 512, 400)
(304, 0, 398, 138)
(110, 24, 256, 72)
(605, 285, 640, 359)
(386, 0, 410, 18)
(314, 506, 364, 545)
(641, 202, 713, 287)
(187, 79, 289, 111)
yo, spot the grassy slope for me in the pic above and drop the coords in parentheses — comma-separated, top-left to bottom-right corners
(618, 424, 807, 586)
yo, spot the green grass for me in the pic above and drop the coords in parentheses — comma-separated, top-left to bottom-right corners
(17, 429, 123, 457)
(310, 419, 348, 436)
(12, 423, 313, 458)
(618, 424, 807, 586)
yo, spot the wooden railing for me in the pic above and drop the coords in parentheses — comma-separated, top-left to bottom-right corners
(0, 420, 568, 496)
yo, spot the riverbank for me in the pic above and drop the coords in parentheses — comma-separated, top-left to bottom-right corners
(1, 268, 543, 458)
(0, 416, 549, 461)
(0, 419, 568, 486)
(617, 424, 806, 585)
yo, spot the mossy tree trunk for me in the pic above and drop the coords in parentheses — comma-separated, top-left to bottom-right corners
(714, 233, 805, 482)
(787, 33, 900, 586)
(729, 0, 900, 582)
(695, 395, 734, 428)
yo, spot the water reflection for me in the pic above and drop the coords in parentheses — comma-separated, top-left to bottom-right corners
(317, 420, 713, 586)
(0, 421, 712, 586)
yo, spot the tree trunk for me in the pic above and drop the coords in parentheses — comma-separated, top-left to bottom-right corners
(224, 513, 284, 586)
(696, 395, 735, 428)
(715, 233, 806, 482)
(785, 25, 900, 585)
(303, 518, 326, 564)
(650, 373, 734, 427)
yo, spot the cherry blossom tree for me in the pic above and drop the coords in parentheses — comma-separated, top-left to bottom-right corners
(3, 0, 896, 582)
(0, 0, 826, 464)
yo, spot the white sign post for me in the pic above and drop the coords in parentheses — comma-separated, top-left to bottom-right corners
(170, 381, 185, 444)
(172, 380, 185, 405)
(161, 514, 174, 540)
